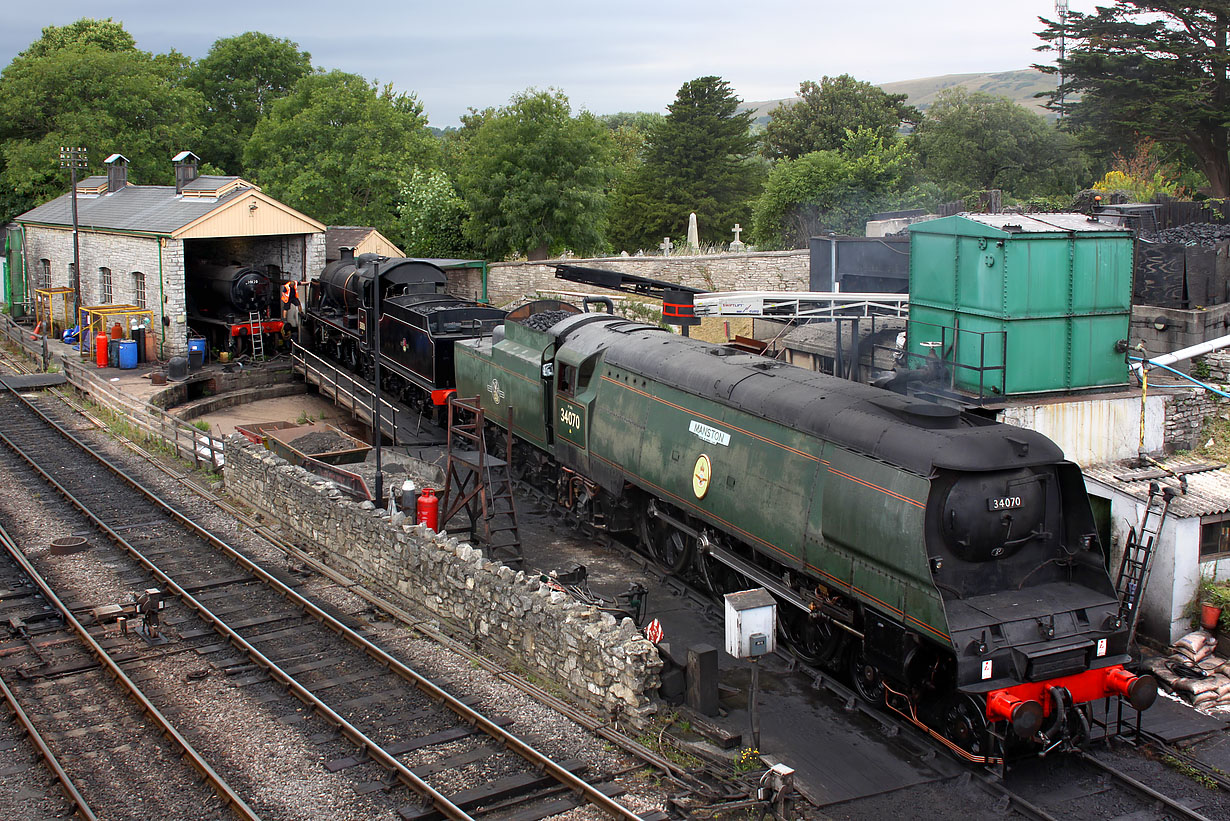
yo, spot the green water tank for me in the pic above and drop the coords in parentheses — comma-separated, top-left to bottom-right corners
(907, 213, 1133, 396)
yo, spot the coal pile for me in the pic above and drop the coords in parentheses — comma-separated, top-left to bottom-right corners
(289, 431, 352, 453)
(1153, 223, 1230, 247)
(520, 311, 574, 332)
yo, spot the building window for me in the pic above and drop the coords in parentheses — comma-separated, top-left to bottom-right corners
(100, 267, 113, 304)
(132, 271, 146, 309)
(38, 259, 50, 290)
(1200, 514, 1230, 560)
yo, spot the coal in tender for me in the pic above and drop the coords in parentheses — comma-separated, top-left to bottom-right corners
(521, 310, 575, 332)
(288, 431, 353, 453)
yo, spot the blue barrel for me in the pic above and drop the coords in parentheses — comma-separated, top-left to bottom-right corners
(187, 337, 207, 369)
(117, 339, 138, 369)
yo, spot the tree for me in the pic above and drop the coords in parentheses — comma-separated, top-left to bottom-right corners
(394, 168, 475, 258)
(243, 71, 439, 231)
(1037, 2, 1230, 197)
(0, 20, 205, 224)
(608, 76, 763, 252)
(186, 32, 313, 175)
(751, 129, 931, 249)
(762, 75, 919, 160)
(454, 88, 615, 260)
(913, 88, 1087, 198)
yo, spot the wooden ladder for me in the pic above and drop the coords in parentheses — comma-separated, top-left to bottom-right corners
(440, 396, 522, 567)
(248, 311, 264, 359)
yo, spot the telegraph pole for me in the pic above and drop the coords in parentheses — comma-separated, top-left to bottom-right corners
(59, 147, 88, 320)
(1055, 0, 1070, 120)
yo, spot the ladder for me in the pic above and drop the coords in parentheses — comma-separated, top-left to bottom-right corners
(1115, 481, 1176, 643)
(440, 396, 522, 567)
(248, 311, 265, 360)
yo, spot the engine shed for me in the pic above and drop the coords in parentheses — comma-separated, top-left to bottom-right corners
(12, 152, 325, 358)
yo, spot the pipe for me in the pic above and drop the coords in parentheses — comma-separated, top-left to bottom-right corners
(158, 238, 166, 358)
(1128, 356, 1230, 399)
(1130, 331, 1230, 374)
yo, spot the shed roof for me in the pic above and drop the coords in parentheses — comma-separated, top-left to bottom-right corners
(909, 213, 1132, 238)
(17, 180, 324, 239)
(1084, 458, 1230, 518)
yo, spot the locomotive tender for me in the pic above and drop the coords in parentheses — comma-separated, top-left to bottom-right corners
(454, 307, 1157, 762)
(301, 252, 506, 412)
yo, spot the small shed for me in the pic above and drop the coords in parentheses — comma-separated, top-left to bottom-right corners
(907, 213, 1134, 396)
(325, 226, 404, 263)
(1084, 458, 1230, 643)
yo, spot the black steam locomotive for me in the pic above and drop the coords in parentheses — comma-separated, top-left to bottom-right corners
(185, 261, 285, 355)
(299, 251, 506, 413)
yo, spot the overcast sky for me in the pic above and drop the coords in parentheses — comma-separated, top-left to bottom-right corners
(3, 1, 1098, 128)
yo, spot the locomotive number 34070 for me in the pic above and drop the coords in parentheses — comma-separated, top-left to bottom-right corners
(987, 496, 1023, 511)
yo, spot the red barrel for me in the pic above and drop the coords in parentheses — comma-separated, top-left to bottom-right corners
(416, 487, 439, 531)
(95, 333, 109, 368)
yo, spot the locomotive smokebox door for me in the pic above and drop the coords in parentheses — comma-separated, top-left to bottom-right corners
(724, 588, 777, 658)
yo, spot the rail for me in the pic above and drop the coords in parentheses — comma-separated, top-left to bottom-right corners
(1, 317, 226, 470)
(0, 517, 260, 821)
(898, 319, 1008, 399)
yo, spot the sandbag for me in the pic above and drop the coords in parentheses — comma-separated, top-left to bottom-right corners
(1175, 644, 1215, 664)
(1175, 631, 1215, 655)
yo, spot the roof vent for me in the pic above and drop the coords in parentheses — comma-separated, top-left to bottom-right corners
(173, 150, 200, 194)
(104, 153, 129, 193)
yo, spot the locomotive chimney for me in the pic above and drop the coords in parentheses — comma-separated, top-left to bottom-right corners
(172, 150, 200, 194)
(340, 247, 355, 261)
(104, 153, 129, 193)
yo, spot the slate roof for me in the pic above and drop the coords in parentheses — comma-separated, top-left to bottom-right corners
(325, 226, 377, 261)
(17, 180, 252, 235)
(1084, 459, 1230, 519)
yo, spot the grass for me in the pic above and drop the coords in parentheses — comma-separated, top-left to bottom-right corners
(1161, 754, 1220, 790)
(1193, 408, 1230, 463)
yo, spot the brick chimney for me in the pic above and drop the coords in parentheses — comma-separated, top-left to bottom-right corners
(172, 151, 200, 194)
(104, 153, 129, 193)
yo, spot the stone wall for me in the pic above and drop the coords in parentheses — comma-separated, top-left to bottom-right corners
(225, 437, 662, 727)
(1164, 390, 1218, 451)
(447, 250, 811, 307)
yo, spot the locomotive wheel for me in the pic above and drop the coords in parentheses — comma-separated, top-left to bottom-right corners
(649, 520, 693, 575)
(944, 695, 989, 758)
(698, 551, 747, 595)
(779, 609, 841, 668)
(849, 644, 885, 704)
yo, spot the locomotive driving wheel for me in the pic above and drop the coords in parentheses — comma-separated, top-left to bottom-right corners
(780, 609, 842, 668)
(647, 518, 693, 575)
(849, 644, 885, 704)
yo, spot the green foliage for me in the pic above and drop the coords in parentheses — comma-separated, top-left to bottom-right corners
(733, 747, 761, 772)
(243, 71, 439, 232)
(0, 20, 206, 225)
(186, 32, 312, 175)
(914, 88, 1087, 199)
(455, 88, 615, 260)
(395, 168, 475, 258)
(608, 76, 763, 252)
(192, 420, 211, 432)
(1092, 139, 1184, 201)
(20, 18, 136, 57)
(762, 74, 920, 160)
(751, 129, 931, 249)
(1037, 2, 1230, 196)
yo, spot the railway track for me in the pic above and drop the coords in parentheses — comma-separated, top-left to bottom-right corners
(0, 381, 651, 820)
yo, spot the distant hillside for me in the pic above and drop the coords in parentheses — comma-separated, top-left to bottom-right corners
(742, 69, 1057, 126)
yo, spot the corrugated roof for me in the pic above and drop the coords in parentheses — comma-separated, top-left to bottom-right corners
(17, 182, 251, 235)
(1085, 458, 1230, 518)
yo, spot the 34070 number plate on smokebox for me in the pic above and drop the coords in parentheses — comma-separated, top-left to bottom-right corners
(987, 496, 1023, 511)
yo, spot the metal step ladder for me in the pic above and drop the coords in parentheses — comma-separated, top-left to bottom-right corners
(440, 396, 522, 567)
(248, 311, 265, 360)
(1115, 481, 1176, 643)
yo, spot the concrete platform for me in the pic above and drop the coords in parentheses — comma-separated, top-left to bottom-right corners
(0, 373, 67, 390)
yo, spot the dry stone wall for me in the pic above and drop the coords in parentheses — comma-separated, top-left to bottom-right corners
(225, 437, 662, 727)
(447, 250, 811, 307)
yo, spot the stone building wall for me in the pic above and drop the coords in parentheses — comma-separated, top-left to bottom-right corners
(224, 437, 661, 727)
(20, 225, 187, 357)
(447, 250, 811, 307)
